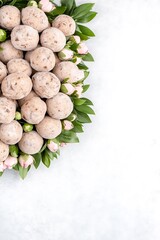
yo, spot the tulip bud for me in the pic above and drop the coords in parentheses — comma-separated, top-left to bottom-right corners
(19, 155, 34, 168)
(39, 0, 56, 12)
(70, 35, 81, 44)
(75, 84, 83, 98)
(58, 48, 74, 61)
(9, 145, 19, 158)
(47, 141, 59, 153)
(77, 42, 89, 55)
(0, 29, 7, 42)
(15, 111, 22, 120)
(4, 156, 18, 169)
(27, 0, 38, 7)
(63, 120, 74, 131)
(67, 113, 77, 122)
(61, 83, 75, 95)
(23, 123, 33, 132)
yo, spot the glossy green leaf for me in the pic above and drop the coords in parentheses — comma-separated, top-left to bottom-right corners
(76, 111, 92, 123)
(78, 25, 95, 37)
(57, 130, 79, 143)
(75, 105, 95, 115)
(19, 165, 29, 180)
(83, 85, 90, 93)
(33, 153, 42, 169)
(74, 98, 86, 105)
(77, 62, 88, 70)
(75, 31, 89, 40)
(82, 53, 94, 62)
(72, 3, 94, 19)
(76, 11, 97, 23)
(42, 151, 51, 168)
(81, 98, 93, 106)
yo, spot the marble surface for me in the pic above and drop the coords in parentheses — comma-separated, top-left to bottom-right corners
(1, 0, 160, 239)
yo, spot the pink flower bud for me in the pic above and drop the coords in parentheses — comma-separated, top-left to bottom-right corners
(0, 162, 6, 172)
(61, 83, 75, 95)
(75, 84, 83, 98)
(19, 155, 34, 169)
(63, 120, 74, 131)
(77, 42, 89, 55)
(60, 142, 67, 147)
(75, 57, 82, 65)
(39, 0, 55, 12)
(72, 36, 81, 44)
(48, 141, 59, 152)
(4, 156, 18, 169)
(58, 48, 74, 60)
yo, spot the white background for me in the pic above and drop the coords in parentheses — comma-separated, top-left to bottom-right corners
(1, 0, 160, 239)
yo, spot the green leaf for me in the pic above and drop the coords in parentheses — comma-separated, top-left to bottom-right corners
(83, 85, 90, 93)
(57, 130, 79, 143)
(61, 0, 75, 14)
(75, 105, 95, 115)
(81, 98, 93, 106)
(75, 31, 89, 40)
(74, 98, 86, 106)
(33, 153, 41, 169)
(19, 165, 29, 180)
(40, 143, 47, 153)
(76, 11, 97, 23)
(45, 148, 55, 160)
(0, 172, 3, 177)
(82, 53, 94, 62)
(72, 121, 84, 133)
(47, 6, 67, 21)
(42, 151, 51, 168)
(76, 111, 92, 123)
(78, 25, 95, 37)
(72, 3, 95, 19)
(77, 62, 88, 70)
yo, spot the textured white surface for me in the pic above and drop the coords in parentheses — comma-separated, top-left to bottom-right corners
(1, 0, 160, 239)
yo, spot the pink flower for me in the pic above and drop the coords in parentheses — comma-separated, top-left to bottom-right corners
(72, 36, 81, 44)
(75, 84, 83, 98)
(63, 120, 74, 131)
(77, 42, 89, 55)
(58, 48, 74, 60)
(0, 162, 6, 172)
(19, 155, 34, 169)
(61, 83, 75, 95)
(48, 141, 59, 152)
(4, 156, 18, 169)
(39, 0, 56, 12)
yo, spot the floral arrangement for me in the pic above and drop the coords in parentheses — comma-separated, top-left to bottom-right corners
(0, 0, 96, 179)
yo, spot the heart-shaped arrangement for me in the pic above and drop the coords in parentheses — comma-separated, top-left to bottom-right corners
(0, 0, 96, 179)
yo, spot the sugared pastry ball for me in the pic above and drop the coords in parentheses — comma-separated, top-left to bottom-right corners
(18, 90, 38, 107)
(36, 116, 62, 139)
(21, 97, 47, 124)
(24, 45, 40, 62)
(1, 73, 32, 100)
(46, 93, 73, 120)
(0, 61, 7, 83)
(0, 120, 23, 145)
(7, 59, 32, 76)
(0, 6, 20, 30)
(0, 141, 9, 162)
(11, 25, 39, 51)
(52, 15, 76, 36)
(0, 40, 23, 63)
(32, 72, 60, 99)
(30, 47, 55, 71)
(53, 61, 84, 83)
(21, 6, 49, 33)
(40, 27, 66, 52)
(0, 97, 16, 124)
(18, 131, 43, 155)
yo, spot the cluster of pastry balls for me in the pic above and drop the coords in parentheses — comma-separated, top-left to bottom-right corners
(0, 5, 84, 161)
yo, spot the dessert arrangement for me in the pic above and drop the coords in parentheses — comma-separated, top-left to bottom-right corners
(0, 0, 96, 179)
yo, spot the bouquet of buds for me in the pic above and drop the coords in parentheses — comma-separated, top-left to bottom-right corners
(0, 0, 96, 179)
